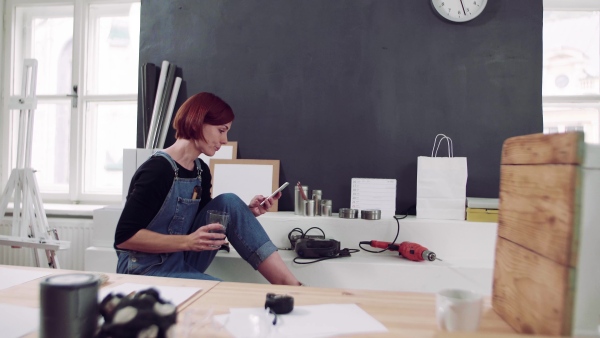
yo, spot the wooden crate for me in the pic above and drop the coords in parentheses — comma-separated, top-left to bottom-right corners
(493, 132, 600, 336)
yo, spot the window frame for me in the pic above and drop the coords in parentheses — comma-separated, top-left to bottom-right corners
(0, 0, 139, 205)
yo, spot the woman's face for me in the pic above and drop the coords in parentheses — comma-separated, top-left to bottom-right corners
(195, 122, 232, 156)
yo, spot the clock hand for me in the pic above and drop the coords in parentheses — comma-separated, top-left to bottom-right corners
(459, 0, 466, 15)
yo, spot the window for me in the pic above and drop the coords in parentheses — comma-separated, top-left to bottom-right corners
(1, 0, 140, 204)
(543, 0, 600, 144)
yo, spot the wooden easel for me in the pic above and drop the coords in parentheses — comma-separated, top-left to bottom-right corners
(0, 59, 70, 268)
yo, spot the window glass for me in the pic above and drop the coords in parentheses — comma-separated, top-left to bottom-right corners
(27, 101, 71, 193)
(15, 6, 74, 96)
(543, 106, 600, 143)
(542, 11, 600, 96)
(83, 101, 137, 194)
(85, 3, 140, 95)
(6, 1, 140, 203)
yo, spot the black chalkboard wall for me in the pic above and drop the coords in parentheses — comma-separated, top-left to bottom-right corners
(138, 0, 543, 214)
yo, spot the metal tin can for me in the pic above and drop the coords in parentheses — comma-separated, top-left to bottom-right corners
(305, 200, 315, 217)
(361, 209, 382, 220)
(339, 208, 359, 219)
(312, 190, 322, 216)
(321, 200, 332, 217)
(294, 185, 308, 215)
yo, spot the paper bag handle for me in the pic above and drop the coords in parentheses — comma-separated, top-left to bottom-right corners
(432, 134, 454, 158)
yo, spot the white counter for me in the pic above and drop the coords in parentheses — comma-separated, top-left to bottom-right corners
(86, 209, 497, 294)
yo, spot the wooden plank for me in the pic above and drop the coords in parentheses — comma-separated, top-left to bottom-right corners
(501, 132, 584, 165)
(186, 281, 516, 338)
(498, 164, 579, 267)
(1, 264, 516, 338)
(0, 265, 220, 316)
(492, 237, 575, 336)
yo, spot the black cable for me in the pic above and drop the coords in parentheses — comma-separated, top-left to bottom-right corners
(287, 227, 304, 246)
(358, 210, 408, 253)
(302, 227, 326, 238)
(292, 248, 360, 264)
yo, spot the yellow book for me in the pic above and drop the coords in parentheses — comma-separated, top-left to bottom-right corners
(466, 207, 498, 222)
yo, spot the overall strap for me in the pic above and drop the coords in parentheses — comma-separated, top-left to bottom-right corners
(153, 151, 179, 178)
(193, 158, 203, 178)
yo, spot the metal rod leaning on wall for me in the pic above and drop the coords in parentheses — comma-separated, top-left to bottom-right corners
(140, 62, 157, 146)
(140, 63, 147, 145)
(145, 60, 169, 149)
(153, 63, 176, 148)
(158, 76, 182, 149)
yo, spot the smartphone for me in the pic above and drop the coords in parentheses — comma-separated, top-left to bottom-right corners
(260, 182, 290, 206)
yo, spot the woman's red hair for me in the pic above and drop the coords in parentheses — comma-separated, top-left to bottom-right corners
(172, 92, 235, 140)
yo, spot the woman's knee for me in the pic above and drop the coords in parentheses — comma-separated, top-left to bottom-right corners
(213, 193, 245, 207)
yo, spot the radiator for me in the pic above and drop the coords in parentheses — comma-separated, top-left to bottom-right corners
(0, 217, 94, 270)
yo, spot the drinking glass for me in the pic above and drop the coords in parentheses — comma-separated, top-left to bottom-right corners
(206, 210, 229, 235)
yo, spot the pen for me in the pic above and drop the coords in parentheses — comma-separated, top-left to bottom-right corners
(192, 185, 201, 200)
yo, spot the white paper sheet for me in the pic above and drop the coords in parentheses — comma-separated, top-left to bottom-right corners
(350, 178, 397, 218)
(214, 303, 388, 338)
(0, 267, 52, 290)
(99, 283, 202, 306)
(212, 163, 274, 205)
(0, 303, 39, 338)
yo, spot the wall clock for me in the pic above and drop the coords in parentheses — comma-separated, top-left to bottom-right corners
(431, 0, 488, 23)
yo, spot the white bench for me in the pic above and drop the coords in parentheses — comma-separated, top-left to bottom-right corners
(85, 209, 497, 294)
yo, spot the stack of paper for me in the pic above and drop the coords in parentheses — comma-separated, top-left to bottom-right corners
(350, 178, 397, 219)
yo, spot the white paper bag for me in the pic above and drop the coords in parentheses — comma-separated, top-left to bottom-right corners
(416, 134, 468, 220)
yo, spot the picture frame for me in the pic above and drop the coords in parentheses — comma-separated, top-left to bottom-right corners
(209, 159, 281, 211)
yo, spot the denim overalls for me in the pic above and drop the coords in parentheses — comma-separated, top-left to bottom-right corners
(116, 151, 278, 280)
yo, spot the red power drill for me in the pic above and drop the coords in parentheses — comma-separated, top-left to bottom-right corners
(364, 240, 439, 261)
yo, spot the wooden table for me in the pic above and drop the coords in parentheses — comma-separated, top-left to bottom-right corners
(0, 265, 520, 338)
(183, 282, 516, 338)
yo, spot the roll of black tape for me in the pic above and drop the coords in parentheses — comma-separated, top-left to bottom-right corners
(40, 273, 99, 338)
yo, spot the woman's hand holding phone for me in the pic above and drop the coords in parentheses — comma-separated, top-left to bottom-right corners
(249, 182, 289, 216)
(260, 182, 289, 206)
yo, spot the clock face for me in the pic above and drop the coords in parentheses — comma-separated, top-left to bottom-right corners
(431, 0, 488, 23)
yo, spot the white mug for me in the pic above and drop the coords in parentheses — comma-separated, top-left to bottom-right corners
(436, 288, 483, 332)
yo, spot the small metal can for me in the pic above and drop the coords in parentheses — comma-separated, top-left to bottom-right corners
(361, 209, 382, 220)
(321, 200, 332, 217)
(339, 208, 359, 219)
(294, 185, 308, 215)
(312, 190, 322, 216)
(305, 200, 315, 217)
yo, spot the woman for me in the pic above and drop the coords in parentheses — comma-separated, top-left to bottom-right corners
(114, 92, 301, 285)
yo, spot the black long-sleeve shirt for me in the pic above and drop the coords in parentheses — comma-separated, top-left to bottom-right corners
(114, 156, 212, 247)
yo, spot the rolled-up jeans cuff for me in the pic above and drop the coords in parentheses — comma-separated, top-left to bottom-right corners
(246, 241, 278, 270)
